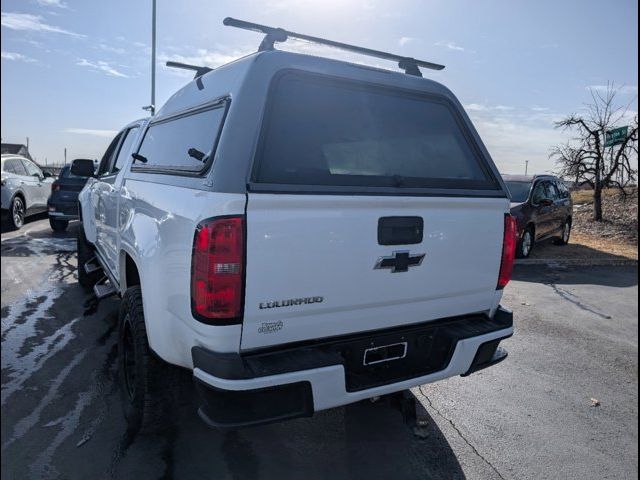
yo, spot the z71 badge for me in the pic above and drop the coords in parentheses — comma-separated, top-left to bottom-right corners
(258, 321, 283, 334)
(259, 296, 324, 309)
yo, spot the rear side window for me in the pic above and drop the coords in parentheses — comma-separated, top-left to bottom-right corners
(253, 72, 497, 190)
(135, 101, 228, 173)
(3, 158, 27, 175)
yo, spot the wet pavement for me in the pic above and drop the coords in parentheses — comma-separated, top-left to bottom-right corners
(1, 216, 638, 479)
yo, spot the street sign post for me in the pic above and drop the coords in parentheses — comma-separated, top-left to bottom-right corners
(604, 126, 629, 147)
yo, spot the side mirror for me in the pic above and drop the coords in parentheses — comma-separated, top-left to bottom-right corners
(70, 159, 96, 177)
(43, 171, 53, 178)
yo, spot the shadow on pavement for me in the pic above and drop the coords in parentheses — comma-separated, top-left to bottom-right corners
(513, 264, 638, 288)
(0, 212, 49, 234)
(136, 379, 468, 480)
(529, 238, 636, 263)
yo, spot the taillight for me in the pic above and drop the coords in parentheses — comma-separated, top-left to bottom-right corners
(51, 182, 60, 192)
(191, 215, 244, 324)
(497, 214, 517, 290)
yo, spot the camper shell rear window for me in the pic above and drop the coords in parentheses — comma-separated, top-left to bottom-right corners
(250, 71, 502, 194)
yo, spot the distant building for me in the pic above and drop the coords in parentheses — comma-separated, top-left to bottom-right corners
(1, 143, 33, 161)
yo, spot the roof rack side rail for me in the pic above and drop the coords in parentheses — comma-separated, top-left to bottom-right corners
(165, 61, 213, 79)
(222, 17, 444, 77)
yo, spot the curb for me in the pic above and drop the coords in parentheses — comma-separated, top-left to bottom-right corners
(515, 258, 638, 267)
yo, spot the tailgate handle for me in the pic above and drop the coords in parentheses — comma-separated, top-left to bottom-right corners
(378, 216, 423, 245)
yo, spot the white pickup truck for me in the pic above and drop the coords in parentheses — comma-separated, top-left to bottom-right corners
(75, 19, 516, 431)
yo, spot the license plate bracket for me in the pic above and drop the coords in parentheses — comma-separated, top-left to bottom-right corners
(363, 342, 408, 366)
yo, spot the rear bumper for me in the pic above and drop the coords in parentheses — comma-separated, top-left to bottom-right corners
(193, 307, 513, 428)
(47, 199, 79, 219)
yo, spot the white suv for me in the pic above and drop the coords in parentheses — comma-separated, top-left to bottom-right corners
(1, 155, 53, 229)
(76, 19, 516, 431)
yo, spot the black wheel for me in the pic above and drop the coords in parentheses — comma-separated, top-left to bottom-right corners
(118, 286, 173, 433)
(9, 196, 25, 230)
(77, 225, 99, 290)
(554, 219, 571, 246)
(49, 217, 69, 232)
(517, 226, 534, 259)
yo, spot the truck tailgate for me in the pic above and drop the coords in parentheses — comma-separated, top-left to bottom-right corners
(241, 194, 507, 350)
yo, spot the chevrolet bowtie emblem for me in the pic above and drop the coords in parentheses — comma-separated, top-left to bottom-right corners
(374, 251, 426, 273)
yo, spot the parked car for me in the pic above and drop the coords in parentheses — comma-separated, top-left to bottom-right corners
(1, 154, 54, 230)
(503, 174, 573, 258)
(47, 161, 94, 232)
(76, 19, 516, 432)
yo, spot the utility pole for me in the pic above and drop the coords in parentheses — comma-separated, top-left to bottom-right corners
(64, 148, 67, 165)
(143, 0, 157, 116)
(150, 0, 157, 115)
(26, 136, 29, 150)
(525, 160, 529, 176)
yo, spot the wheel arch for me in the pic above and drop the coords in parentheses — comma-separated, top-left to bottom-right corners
(12, 189, 26, 208)
(525, 221, 536, 239)
(119, 249, 142, 293)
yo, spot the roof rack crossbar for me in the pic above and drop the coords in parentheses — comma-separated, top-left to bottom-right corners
(165, 61, 213, 79)
(222, 17, 444, 77)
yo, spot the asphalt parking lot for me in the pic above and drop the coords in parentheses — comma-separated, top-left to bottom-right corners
(1, 217, 638, 480)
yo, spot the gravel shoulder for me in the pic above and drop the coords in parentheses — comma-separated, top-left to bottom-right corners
(525, 189, 638, 264)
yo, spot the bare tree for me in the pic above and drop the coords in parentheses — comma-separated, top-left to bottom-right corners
(552, 83, 638, 221)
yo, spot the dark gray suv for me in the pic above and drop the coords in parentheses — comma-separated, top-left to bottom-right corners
(503, 174, 573, 258)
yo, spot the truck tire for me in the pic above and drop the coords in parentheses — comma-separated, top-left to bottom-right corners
(118, 286, 172, 433)
(77, 225, 99, 290)
(50, 217, 69, 232)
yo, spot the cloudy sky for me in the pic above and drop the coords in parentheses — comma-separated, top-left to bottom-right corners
(1, 0, 638, 174)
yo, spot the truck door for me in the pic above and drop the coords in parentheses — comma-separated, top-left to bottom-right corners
(91, 131, 123, 274)
(97, 125, 141, 274)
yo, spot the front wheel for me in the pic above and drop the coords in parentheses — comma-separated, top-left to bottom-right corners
(9, 196, 25, 230)
(49, 217, 69, 232)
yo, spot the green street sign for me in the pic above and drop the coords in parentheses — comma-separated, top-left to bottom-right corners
(605, 126, 628, 147)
